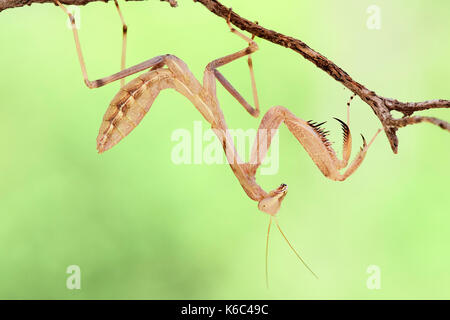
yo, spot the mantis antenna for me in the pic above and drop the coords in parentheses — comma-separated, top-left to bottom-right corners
(265, 217, 272, 288)
(275, 218, 319, 280)
(266, 216, 318, 287)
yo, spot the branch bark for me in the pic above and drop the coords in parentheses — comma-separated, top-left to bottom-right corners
(1, 0, 448, 153)
(0, 0, 176, 11)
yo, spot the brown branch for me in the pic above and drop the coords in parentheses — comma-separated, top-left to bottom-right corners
(193, 0, 449, 153)
(0, 0, 176, 11)
(2, 0, 448, 153)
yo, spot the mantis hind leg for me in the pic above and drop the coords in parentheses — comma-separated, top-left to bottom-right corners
(55, 0, 143, 89)
(113, 0, 128, 87)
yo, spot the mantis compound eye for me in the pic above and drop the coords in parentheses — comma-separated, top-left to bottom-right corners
(258, 184, 288, 215)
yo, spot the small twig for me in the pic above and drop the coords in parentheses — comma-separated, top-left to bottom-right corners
(384, 98, 450, 115)
(162, 0, 177, 7)
(388, 116, 450, 131)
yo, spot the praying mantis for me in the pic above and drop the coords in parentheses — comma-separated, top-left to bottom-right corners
(56, 0, 382, 282)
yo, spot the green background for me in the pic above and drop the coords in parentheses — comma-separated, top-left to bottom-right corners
(0, 0, 448, 299)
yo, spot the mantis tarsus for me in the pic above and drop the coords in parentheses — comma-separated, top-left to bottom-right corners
(56, 1, 381, 282)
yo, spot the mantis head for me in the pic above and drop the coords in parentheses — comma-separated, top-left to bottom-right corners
(258, 184, 288, 215)
(260, 183, 318, 286)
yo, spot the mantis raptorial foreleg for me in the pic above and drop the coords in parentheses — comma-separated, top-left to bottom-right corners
(247, 106, 381, 187)
(56, 2, 382, 280)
